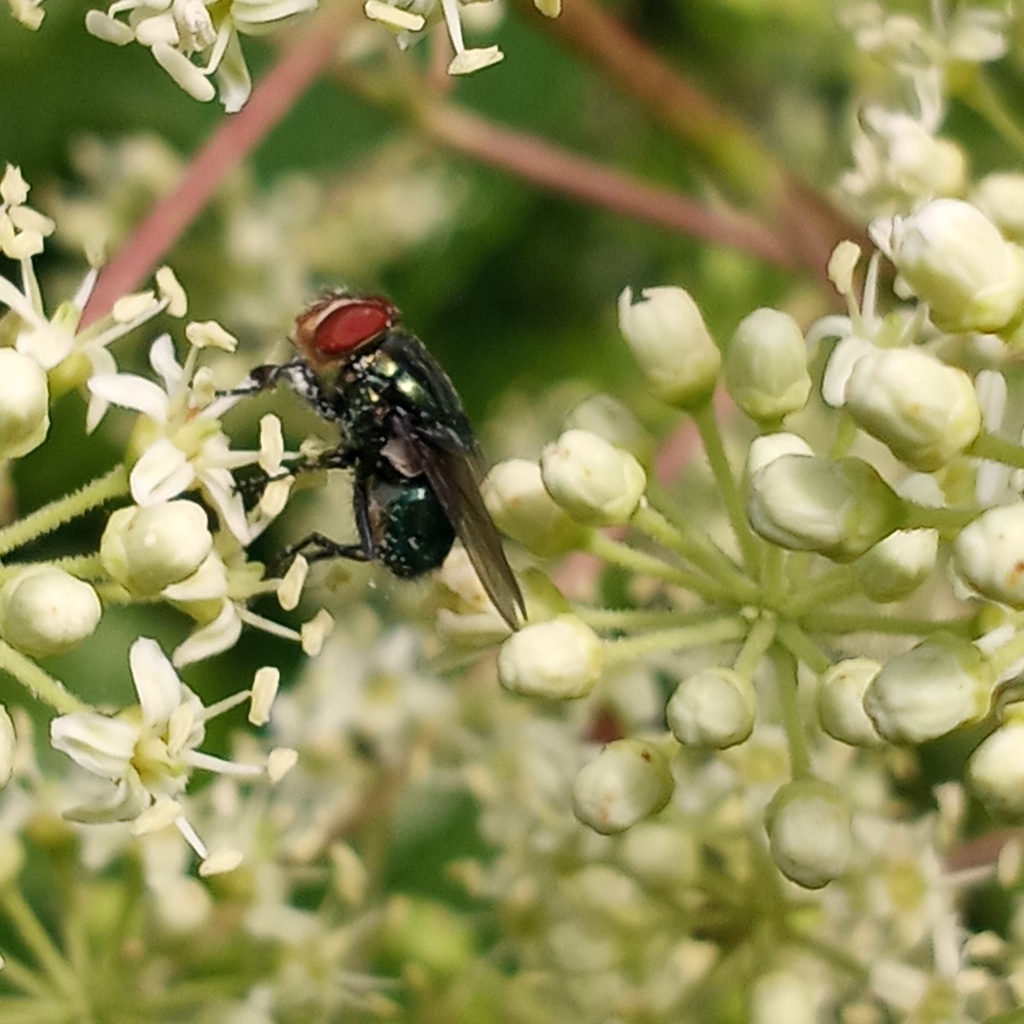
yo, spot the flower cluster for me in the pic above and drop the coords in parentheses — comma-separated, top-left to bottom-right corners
(429, 186, 1024, 1013)
(0, 164, 320, 867)
(84, 0, 318, 111)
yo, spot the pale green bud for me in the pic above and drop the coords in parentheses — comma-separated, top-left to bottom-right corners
(563, 394, 655, 468)
(100, 500, 213, 596)
(572, 738, 674, 835)
(666, 667, 756, 749)
(883, 198, 1024, 333)
(540, 429, 646, 526)
(844, 347, 981, 471)
(0, 349, 49, 459)
(747, 454, 903, 561)
(482, 459, 588, 557)
(968, 710, 1024, 818)
(817, 658, 882, 746)
(765, 779, 851, 889)
(498, 614, 603, 699)
(617, 286, 721, 407)
(0, 568, 101, 657)
(725, 308, 811, 422)
(864, 634, 996, 743)
(953, 504, 1024, 607)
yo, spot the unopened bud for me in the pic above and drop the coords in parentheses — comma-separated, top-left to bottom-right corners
(765, 779, 851, 888)
(100, 500, 213, 596)
(953, 504, 1024, 607)
(844, 347, 981, 471)
(747, 454, 902, 561)
(745, 433, 813, 477)
(0, 349, 49, 459)
(498, 615, 603, 699)
(482, 459, 588, 557)
(617, 286, 721, 407)
(881, 198, 1024, 333)
(0, 568, 101, 657)
(725, 308, 811, 422)
(817, 658, 882, 746)
(864, 634, 995, 743)
(540, 429, 646, 526)
(971, 172, 1024, 243)
(666, 667, 756, 748)
(572, 738, 674, 835)
(563, 394, 655, 468)
(968, 709, 1024, 818)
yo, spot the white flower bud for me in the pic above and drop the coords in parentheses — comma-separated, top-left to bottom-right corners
(971, 172, 1024, 242)
(482, 460, 588, 557)
(747, 454, 902, 561)
(498, 615, 603, 699)
(0, 349, 49, 460)
(0, 568, 101, 657)
(563, 394, 655, 467)
(572, 738, 674, 835)
(617, 286, 721, 407)
(817, 658, 882, 746)
(765, 779, 851, 889)
(852, 474, 940, 603)
(725, 308, 812, 422)
(100, 501, 214, 596)
(953, 504, 1024, 608)
(853, 528, 938, 603)
(968, 712, 1024, 818)
(864, 634, 996, 743)
(844, 347, 981, 470)
(882, 198, 1024, 333)
(540, 429, 646, 526)
(666, 667, 756, 749)
(745, 433, 813, 477)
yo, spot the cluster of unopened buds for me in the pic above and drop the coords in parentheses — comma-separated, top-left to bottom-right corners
(446, 192, 1024, 888)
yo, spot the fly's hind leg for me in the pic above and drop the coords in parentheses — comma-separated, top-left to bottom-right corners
(274, 470, 376, 573)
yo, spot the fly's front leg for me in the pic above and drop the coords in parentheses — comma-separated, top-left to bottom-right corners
(226, 360, 340, 423)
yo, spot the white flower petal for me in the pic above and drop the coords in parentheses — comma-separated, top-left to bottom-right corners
(61, 772, 152, 823)
(130, 439, 195, 505)
(213, 31, 251, 113)
(200, 465, 250, 542)
(88, 372, 170, 422)
(161, 552, 229, 602)
(149, 332, 183, 394)
(50, 713, 137, 779)
(172, 602, 243, 667)
(129, 637, 185, 726)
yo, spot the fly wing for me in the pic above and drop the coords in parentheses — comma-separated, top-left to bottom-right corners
(394, 416, 525, 630)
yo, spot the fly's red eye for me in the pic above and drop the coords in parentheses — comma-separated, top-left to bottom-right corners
(315, 302, 392, 355)
(294, 294, 400, 362)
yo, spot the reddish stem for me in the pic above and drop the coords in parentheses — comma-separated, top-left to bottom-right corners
(81, 12, 349, 328)
(421, 104, 795, 267)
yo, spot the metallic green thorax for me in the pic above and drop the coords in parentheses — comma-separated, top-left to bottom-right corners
(333, 329, 475, 455)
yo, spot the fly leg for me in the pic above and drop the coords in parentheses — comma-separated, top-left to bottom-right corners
(225, 360, 341, 423)
(275, 469, 376, 570)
